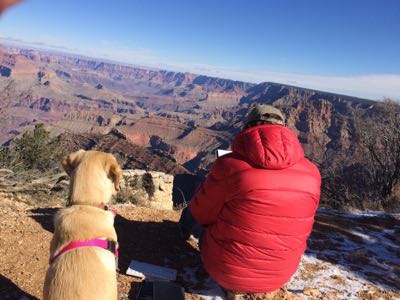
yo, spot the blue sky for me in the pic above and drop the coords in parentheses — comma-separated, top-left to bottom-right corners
(1, 0, 399, 100)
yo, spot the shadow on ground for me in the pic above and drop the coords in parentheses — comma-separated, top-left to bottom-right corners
(28, 208, 59, 233)
(27, 206, 399, 294)
(0, 274, 39, 300)
(114, 213, 202, 275)
(27, 207, 201, 273)
(28, 208, 205, 298)
(114, 214, 211, 298)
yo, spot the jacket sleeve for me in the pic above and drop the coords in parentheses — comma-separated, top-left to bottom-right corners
(189, 158, 226, 225)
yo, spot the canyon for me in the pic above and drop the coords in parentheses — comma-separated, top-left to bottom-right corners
(0, 43, 376, 175)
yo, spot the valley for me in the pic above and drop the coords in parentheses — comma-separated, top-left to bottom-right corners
(0, 44, 376, 174)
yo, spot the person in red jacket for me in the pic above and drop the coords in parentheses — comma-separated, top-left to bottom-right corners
(179, 103, 321, 299)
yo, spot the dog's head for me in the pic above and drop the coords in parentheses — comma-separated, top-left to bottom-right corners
(62, 149, 86, 177)
(62, 150, 122, 205)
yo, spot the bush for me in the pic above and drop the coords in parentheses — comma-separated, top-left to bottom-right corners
(0, 146, 17, 169)
(320, 100, 400, 211)
(0, 124, 65, 172)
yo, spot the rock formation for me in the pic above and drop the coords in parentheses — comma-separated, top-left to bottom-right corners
(0, 44, 379, 174)
(119, 169, 174, 210)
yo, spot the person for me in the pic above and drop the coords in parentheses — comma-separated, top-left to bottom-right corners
(179, 103, 321, 299)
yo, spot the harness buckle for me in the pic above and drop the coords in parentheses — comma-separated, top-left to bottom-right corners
(107, 240, 117, 254)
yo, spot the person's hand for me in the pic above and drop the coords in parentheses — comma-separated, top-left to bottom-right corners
(0, 0, 22, 14)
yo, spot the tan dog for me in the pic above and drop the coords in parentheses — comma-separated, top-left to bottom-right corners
(43, 150, 122, 300)
(62, 149, 122, 207)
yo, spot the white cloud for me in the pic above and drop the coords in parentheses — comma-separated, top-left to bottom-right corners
(220, 70, 400, 101)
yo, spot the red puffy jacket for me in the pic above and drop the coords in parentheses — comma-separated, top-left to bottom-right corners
(189, 125, 321, 292)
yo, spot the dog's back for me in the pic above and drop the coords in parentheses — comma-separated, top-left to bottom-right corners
(43, 205, 118, 300)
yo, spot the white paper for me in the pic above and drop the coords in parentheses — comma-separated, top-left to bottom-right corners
(126, 260, 177, 281)
(216, 149, 232, 158)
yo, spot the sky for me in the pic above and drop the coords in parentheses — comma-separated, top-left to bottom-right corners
(0, 0, 399, 100)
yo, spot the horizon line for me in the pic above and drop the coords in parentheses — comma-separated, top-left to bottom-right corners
(0, 36, 399, 102)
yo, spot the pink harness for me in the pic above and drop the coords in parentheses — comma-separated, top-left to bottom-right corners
(50, 239, 119, 265)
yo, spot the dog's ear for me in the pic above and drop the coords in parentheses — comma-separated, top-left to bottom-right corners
(61, 149, 86, 176)
(106, 155, 122, 191)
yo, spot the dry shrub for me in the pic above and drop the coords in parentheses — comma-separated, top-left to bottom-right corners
(320, 100, 400, 212)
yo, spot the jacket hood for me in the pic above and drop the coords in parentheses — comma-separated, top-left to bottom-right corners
(231, 125, 304, 169)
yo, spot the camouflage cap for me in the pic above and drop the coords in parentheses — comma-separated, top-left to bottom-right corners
(244, 104, 285, 126)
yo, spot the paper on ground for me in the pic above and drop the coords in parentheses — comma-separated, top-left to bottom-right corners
(216, 149, 232, 158)
(126, 260, 177, 281)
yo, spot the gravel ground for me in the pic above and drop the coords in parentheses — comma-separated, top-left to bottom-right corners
(0, 196, 399, 300)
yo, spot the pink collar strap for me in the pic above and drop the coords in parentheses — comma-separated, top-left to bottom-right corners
(50, 238, 119, 264)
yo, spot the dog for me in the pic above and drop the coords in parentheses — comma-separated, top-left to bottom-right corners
(43, 150, 122, 300)
(61, 149, 122, 207)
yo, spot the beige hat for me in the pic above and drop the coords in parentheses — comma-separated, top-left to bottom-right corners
(244, 104, 285, 126)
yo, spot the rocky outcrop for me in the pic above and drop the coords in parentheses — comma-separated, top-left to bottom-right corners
(238, 82, 377, 162)
(118, 116, 229, 170)
(0, 167, 176, 210)
(0, 45, 380, 175)
(0, 65, 11, 77)
(0, 169, 68, 204)
(57, 131, 190, 175)
(55, 69, 71, 79)
(119, 169, 174, 210)
(150, 135, 177, 155)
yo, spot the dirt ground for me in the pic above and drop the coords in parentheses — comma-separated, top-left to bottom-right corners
(0, 197, 207, 299)
(1, 196, 399, 300)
